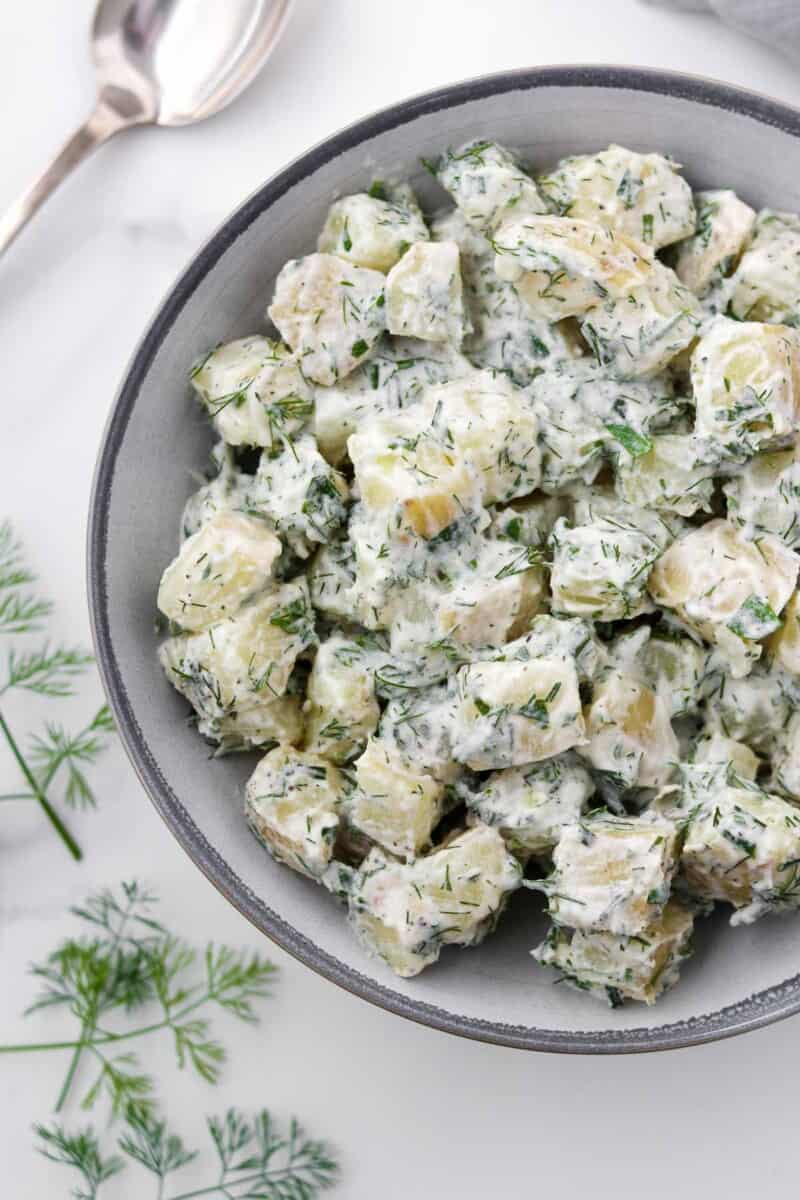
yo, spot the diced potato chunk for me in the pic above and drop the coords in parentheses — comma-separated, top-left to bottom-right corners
(214, 695, 303, 752)
(268, 253, 386, 385)
(723, 437, 800, 548)
(549, 502, 671, 621)
(436, 139, 548, 234)
(317, 191, 428, 272)
(672, 189, 755, 297)
(452, 657, 585, 770)
(312, 338, 472, 466)
(545, 813, 680, 935)
(304, 635, 379, 764)
(490, 493, 571, 547)
(703, 666, 792, 754)
(768, 590, 800, 675)
(611, 626, 708, 718)
(580, 262, 702, 378)
(729, 209, 800, 324)
(580, 668, 679, 789)
(250, 435, 349, 556)
(378, 683, 460, 786)
(307, 538, 359, 624)
(537, 144, 695, 250)
(157, 513, 281, 632)
(385, 241, 466, 343)
(348, 414, 482, 537)
(493, 215, 652, 320)
(434, 206, 580, 386)
(692, 732, 760, 784)
(648, 519, 798, 677)
(159, 581, 316, 743)
(466, 752, 595, 853)
(180, 445, 246, 539)
(245, 746, 347, 879)
(419, 372, 541, 504)
(190, 336, 313, 448)
(615, 433, 716, 518)
(534, 900, 694, 1006)
(682, 786, 800, 923)
(774, 712, 800, 799)
(532, 359, 679, 493)
(433, 538, 545, 648)
(691, 315, 800, 453)
(350, 738, 445, 860)
(348, 825, 522, 977)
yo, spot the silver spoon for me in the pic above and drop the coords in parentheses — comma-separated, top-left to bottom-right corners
(0, 0, 294, 257)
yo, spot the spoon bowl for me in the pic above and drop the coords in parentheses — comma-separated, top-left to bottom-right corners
(92, 0, 294, 126)
(0, 0, 294, 256)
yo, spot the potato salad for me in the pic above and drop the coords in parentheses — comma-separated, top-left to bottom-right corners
(156, 141, 800, 1007)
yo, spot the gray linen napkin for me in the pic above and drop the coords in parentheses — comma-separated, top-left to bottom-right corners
(645, 0, 800, 60)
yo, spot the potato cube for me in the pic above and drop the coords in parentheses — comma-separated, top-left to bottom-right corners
(433, 539, 545, 648)
(268, 253, 386, 385)
(615, 433, 716, 518)
(545, 813, 680, 935)
(580, 262, 702, 378)
(378, 682, 460, 786)
(452, 656, 585, 770)
(611, 627, 708, 718)
(250, 435, 349, 556)
(768, 590, 800, 675)
(534, 900, 694, 1006)
(307, 537, 359, 624)
(537, 144, 695, 250)
(723, 438, 800, 549)
(774, 712, 800, 800)
(682, 786, 800, 923)
(317, 190, 428, 272)
(672, 189, 755, 297)
(466, 752, 595, 854)
(348, 415, 482, 537)
(549, 504, 670, 622)
(691, 315, 800, 453)
(648, 519, 798, 677)
(490, 493, 571, 547)
(350, 737, 445, 860)
(189, 336, 313, 448)
(303, 635, 379, 764)
(385, 241, 466, 343)
(245, 746, 347, 879)
(493, 215, 652, 321)
(729, 209, 800, 324)
(157, 513, 281, 632)
(214, 694, 303, 753)
(435, 139, 548, 234)
(159, 580, 316, 743)
(580, 668, 679, 789)
(312, 337, 471, 466)
(703, 666, 792, 754)
(419, 371, 541, 504)
(348, 825, 522, 977)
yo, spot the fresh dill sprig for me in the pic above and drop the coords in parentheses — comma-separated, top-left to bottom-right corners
(35, 1122, 123, 1200)
(0, 522, 53, 634)
(36, 1106, 339, 1200)
(0, 882, 278, 1120)
(0, 522, 114, 858)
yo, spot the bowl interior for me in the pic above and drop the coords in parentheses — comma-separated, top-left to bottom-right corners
(91, 67, 800, 1051)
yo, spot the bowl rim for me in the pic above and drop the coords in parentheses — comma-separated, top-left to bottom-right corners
(88, 62, 800, 1054)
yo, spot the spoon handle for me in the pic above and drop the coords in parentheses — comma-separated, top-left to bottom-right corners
(0, 99, 134, 258)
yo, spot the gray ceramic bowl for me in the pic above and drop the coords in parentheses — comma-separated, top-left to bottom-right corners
(89, 65, 800, 1053)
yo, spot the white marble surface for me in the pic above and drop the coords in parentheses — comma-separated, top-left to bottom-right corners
(4, 2, 800, 1196)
